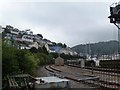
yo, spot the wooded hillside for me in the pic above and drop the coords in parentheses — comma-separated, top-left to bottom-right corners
(71, 40, 119, 55)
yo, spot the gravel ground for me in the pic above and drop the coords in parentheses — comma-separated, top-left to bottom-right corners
(52, 65, 98, 88)
(53, 65, 120, 83)
(35, 65, 98, 89)
(53, 65, 94, 76)
(35, 66, 50, 77)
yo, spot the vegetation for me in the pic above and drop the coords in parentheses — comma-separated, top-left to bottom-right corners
(2, 39, 54, 78)
(37, 34, 43, 38)
(60, 53, 80, 60)
(71, 40, 119, 56)
(50, 53, 81, 62)
(99, 60, 120, 69)
(2, 30, 69, 78)
(48, 42, 67, 48)
(3, 39, 78, 78)
(85, 60, 95, 67)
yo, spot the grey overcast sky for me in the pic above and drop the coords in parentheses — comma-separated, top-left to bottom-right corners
(0, 1, 119, 47)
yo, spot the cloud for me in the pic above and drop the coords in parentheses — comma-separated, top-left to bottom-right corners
(0, 2, 117, 47)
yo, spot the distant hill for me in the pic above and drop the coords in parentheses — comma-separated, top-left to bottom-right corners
(71, 40, 119, 56)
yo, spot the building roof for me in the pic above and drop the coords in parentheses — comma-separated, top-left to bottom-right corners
(55, 56, 64, 60)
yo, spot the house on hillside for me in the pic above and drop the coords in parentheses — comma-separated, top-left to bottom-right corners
(19, 30, 27, 35)
(11, 35, 18, 41)
(11, 28, 19, 35)
(22, 35, 33, 43)
(4, 25, 19, 35)
(29, 42, 39, 49)
(20, 45, 30, 49)
(60, 48, 78, 56)
(55, 56, 64, 66)
(33, 34, 44, 46)
(44, 44, 50, 52)
(25, 29, 33, 35)
(34, 34, 42, 41)
(48, 46, 62, 53)
(4, 33, 12, 39)
(37, 41, 44, 48)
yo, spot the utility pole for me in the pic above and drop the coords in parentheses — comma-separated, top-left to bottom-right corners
(118, 24, 120, 59)
(108, 1, 120, 87)
(108, 2, 120, 58)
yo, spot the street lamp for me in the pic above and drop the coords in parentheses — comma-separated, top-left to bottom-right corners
(108, 1, 120, 58)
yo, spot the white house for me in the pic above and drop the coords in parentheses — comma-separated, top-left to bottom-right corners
(45, 44, 50, 52)
(29, 42, 39, 49)
(11, 28, 19, 35)
(20, 46, 30, 49)
(22, 35, 33, 43)
(60, 48, 78, 56)
(19, 30, 27, 35)
(25, 29, 33, 35)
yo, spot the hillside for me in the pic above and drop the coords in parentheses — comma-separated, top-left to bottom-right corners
(71, 40, 119, 55)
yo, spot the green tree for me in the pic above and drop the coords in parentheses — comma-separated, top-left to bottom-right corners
(42, 46, 48, 54)
(46, 54, 54, 64)
(17, 49, 37, 75)
(30, 47, 38, 53)
(57, 43, 63, 47)
(37, 34, 43, 38)
(2, 44, 20, 77)
(63, 43, 67, 48)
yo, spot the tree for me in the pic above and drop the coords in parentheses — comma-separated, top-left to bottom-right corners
(16, 49, 37, 75)
(63, 43, 67, 48)
(4, 25, 13, 33)
(85, 60, 95, 67)
(2, 44, 20, 77)
(35, 53, 46, 65)
(46, 54, 54, 64)
(71, 40, 118, 56)
(38, 47, 42, 52)
(42, 46, 48, 54)
(29, 47, 38, 53)
(57, 43, 63, 47)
